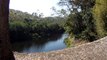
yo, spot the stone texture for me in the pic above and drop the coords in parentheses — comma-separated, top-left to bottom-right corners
(14, 36, 107, 60)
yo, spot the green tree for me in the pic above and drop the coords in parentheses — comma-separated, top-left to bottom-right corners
(60, 0, 96, 41)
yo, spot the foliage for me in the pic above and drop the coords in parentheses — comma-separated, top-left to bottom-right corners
(65, 10, 97, 41)
(62, 0, 107, 42)
(59, 0, 98, 41)
(9, 9, 66, 42)
(93, 0, 107, 38)
(64, 37, 74, 47)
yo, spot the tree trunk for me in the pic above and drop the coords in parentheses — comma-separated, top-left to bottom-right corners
(0, 0, 15, 60)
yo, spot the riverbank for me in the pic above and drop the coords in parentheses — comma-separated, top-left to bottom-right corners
(64, 36, 89, 47)
(14, 36, 107, 60)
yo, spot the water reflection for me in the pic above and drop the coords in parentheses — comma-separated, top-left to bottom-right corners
(12, 34, 68, 53)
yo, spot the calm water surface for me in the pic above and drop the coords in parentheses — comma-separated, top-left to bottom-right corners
(12, 34, 68, 53)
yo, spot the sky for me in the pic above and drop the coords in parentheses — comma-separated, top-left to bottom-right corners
(10, 0, 61, 17)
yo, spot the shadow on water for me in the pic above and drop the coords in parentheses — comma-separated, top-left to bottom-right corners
(12, 33, 68, 53)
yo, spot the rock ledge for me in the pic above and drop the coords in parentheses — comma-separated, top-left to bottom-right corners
(14, 36, 107, 60)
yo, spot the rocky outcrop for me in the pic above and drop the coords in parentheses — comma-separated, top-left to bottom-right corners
(14, 36, 107, 60)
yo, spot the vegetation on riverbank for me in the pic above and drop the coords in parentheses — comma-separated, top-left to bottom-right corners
(9, 9, 66, 42)
(58, 0, 107, 47)
(9, 0, 107, 47)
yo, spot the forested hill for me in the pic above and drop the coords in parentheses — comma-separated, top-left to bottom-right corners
(9, 9, 66, 27)
(9, 9, 66, 42)
(9, 9, 40, 21)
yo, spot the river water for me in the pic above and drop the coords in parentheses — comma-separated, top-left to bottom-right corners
(12, 34, 68, 53)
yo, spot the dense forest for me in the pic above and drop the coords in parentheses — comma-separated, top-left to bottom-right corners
(58, 0, 107, 47)
(9, 9, 66, 42)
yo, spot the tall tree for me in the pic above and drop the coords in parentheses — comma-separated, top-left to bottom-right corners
(0, 0, 15, 60)
(59, 0, 96, 41)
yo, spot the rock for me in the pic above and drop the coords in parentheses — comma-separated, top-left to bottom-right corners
(14, 36, 107, 60)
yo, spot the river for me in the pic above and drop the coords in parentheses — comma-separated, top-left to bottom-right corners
(12, 34, 68, 53)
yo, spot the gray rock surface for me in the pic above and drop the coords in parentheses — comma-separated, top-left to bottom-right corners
(14, 36, 107, 60)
